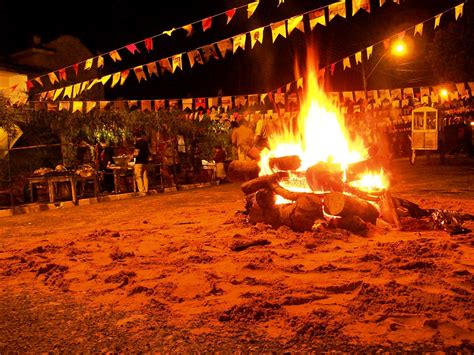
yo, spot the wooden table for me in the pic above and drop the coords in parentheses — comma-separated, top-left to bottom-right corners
(109, 165, 136, 193)
(29, 174, 77, 204)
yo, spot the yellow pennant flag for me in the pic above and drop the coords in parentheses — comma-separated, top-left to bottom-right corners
(271, 21, 287, 42)
(87, 79, 100, 90)
(309, 9, 325, 30)
(134, 66, 147, 82)
(109, 50, 122, 62)
(250, 27, 264, 48)
(84, 58, 94, 70)
(455, 3, 464, 20)
(355, 51, 362, 65)
(72, 83, 81, 98)
(120, 70, 130, 85)
(329, 1, 346, 21)
(73, 101, 83, 113)
(182, 98, 193, 111)
(80, 81, 89, 94)
(59, 101, 70, 111)
(260, 93, 267, 104)
(172, 54, 183, 73)
(63, 85, 72, 99)
(434, 14, 441, 29)
(343, 57, 351, 70)
(297, 77, 303, 89)
(48, 72, 59, 85)
(287, 15, 304, 35)
(247, 1, 259, 18)
(414, 23, 423, 36)
(162, 28, 176, 36)
(40, 91, 47, 100)
(111, 73, 121, 88)
(100, 74, 111, 85)
(146, 62, 159, 77)
(86, 101, 97, 113)
(353, 0, 370, 15)
(233, 33, 247, 53)
(99, 101, 109, 111)
(379, 0, 386, 7)
(97, 55, 104, 68)
(366, 46, 373, 60)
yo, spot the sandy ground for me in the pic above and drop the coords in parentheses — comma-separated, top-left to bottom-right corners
(0, 157, 473, 352)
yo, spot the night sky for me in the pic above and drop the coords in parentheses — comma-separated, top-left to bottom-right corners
(0, 0, 466, 98)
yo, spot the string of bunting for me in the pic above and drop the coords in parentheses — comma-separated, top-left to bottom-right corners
(11, 0, 266, 93)
(32, 0, 381, 101)
(30, 1, 466, 106)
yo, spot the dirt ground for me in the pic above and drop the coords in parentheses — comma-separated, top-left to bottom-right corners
(0, 156, 473, 352)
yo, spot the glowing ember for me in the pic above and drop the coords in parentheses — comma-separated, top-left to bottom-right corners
(258, 49, 389, 199)
(349, 169, 389, 194)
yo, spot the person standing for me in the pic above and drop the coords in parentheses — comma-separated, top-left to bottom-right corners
(231, 119, 254, 161)
(133, 131, 150, 192)
(213, 144, 227, 184)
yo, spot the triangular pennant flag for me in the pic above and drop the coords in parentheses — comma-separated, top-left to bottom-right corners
(278, 0, 285, 6)
(379, 0, 386, 6)
(414, 23, 423, 36)
(99, 101, 109, 111)
(248, 94, 258, 106)
(202, 17, 212, 32)
(217, 39, 233, 58)
(343, 57, 351, 70)
(225, 8, 236, 24)
(247, 1, 259, 18)
(134, 66, 147, 82)
(26, 80, 34, 91)
(73, 63, 79, 76)
(287, 15, 304, 35)
(109, 50, 122, 62)
(144, 38, 153, 52)
(97, 55, 104, 69)
(309, 9, 326, 30)
(233, 33, 247, 53)
(87, 79, 100, 90)
(111, 72, 121, 88)
(367, 45, 373, 60)
(434, 14, 441, 29)
(187, 50, 204, 68)
(202, 44, 219, 62)
(352, 0, 370, 16)
(146, 62, 159, 77)
(250, 27, 264, 48)
(63, 85, 72, 99)
(159, 58, 173, 73)
(80, 81, 89, 94)
(271, 21, 287, 42)
(455, 3, 464, 20)
(182, 24, 194, 37)
(86, 101, 97, 113)
(355, 51, 362, 65)
(58, 68, 67, 81)
(73, 101, 83, 113)
(120, 70, 130, 85)
(40, 91, 47, 100)
(100, 74, 111, 85)
(260, 93, 267, 104)
(329, 1, 346, 21)
(72, 83, 81, 98)
(128, 100, 138, 109)
(48, 72, 59, 85)
(297, 77, 303, 89)
(195, 98, 207, 110)
(34, 77, 43, 87)
(84, 58, 94, 70)
(59, 101, 71, 111)
(168, 99, 179, 109)
(126, 44, 140, 55)
(141, 100, 152, 112)
(162, 28, 176, 36)
(172, 54, 183, 73)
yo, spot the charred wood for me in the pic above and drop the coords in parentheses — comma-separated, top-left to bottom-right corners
(306, 162, 344, 192)
(323, 192, 379, 224)
(240, 172, 288, 194)
(228, 160, 260, 182)
(268, 155, 302, 171)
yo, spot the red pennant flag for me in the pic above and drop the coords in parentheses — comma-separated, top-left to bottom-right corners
(73, 63, 79, 76)
(26, 80, 34, 91)
(195, 98, 207, 109)
(144, 38, 153, 52)
(330, 63, 336, 75)
(58, 68, 67, 81)
(202, 17, 212, 32)
(126, 43, 140, 55)
(225, 8, 236, 24)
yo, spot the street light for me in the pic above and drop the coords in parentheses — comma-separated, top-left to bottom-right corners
(361, 38, 409, 95)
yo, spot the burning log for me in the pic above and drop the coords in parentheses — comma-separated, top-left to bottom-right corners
(346, 159, 382, 182)
(323, 192, 379, 224)
(329, 215, 369, 236)
(306, 162, 344, 192)
(268, 155, 301, 171)
(379, 190, 401, 229)
(227, 160, 260, 182)
(256, 189, 275, 209)
(240, 172, 288, 195)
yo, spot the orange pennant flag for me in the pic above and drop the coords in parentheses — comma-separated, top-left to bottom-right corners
(379, 0, 386, 6)
(86, 101, 97, 113)
(329, 1, 346, 21)
(159, 59, 173, 73)
(146, 62, 159, 77)
(141, 100, 152, 112)
(120, 70, 130, 85)
(172, 54, 183, 73)
(109, 50, 122, 62)
(34, 77, 43, 87)
(343, 57, 351, 70)
(59, 102, 71, 111)
(217, 39, 233, 58)
(187, 50, 203, 68)
(97, 55, 104, 68)
(144, 38, 153, 52)
(271, 21, 286, 42)
(99, 101, 110, 111)
(225, 8, 236, 24)
(414, 23, 423, 36)
(111, 72, 121, 88)
(48, 72, 59, 85)
(309, 9, 325, 30)
(134, 66, 147, 82)
(352, 0, 370, 16)
(182, 25, 194, 37)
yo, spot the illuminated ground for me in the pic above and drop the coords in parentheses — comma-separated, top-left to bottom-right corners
(0, 156, 473, 352)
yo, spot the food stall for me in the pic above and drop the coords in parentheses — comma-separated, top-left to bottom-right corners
(410, 107, 438, 164)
